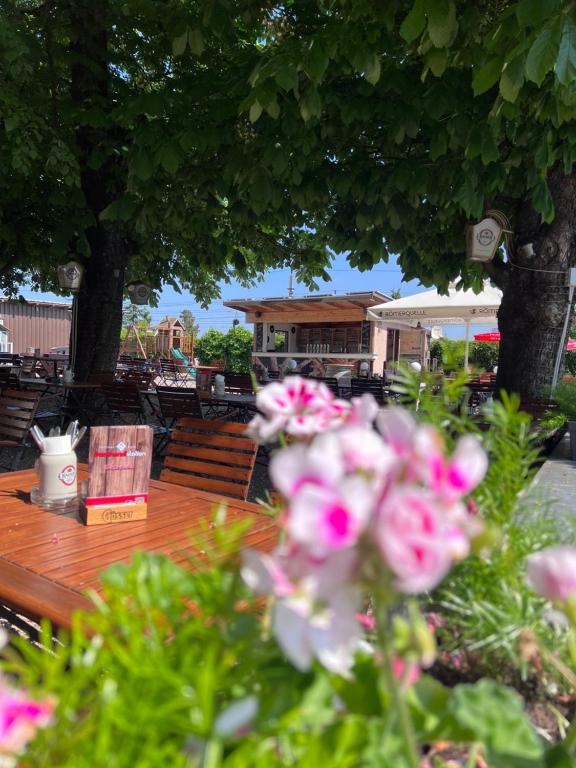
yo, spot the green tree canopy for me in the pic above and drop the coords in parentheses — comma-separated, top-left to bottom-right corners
(0, 0, 329, 379)
(179, 309, 200, 339)
(122, 301, 151, 329)
(235, 0, 576, 397)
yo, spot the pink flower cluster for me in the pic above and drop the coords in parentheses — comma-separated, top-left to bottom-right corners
(0, 630, 54, 755)
(526, 546, 576, 604)
(242, 378, 487, 676)
(247, 376, 377, 441)
(0, 683, 54, 754)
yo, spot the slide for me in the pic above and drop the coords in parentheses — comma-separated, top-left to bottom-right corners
(171, 348, 197, 378)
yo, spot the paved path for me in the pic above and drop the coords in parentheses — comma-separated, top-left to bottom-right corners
(523, 433, 576, 530)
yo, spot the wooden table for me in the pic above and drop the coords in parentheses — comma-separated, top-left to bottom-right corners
(0, 466, 276, 629)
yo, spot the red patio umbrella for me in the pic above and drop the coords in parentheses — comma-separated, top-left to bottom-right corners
(474, 331, 576, 350)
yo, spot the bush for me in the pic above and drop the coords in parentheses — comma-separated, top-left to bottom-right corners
(553, 380, 576, 421)
(430, 339, 498, 372)
(195, 327, 254, 373)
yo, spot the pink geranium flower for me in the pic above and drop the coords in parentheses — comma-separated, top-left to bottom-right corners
(376, 487, 463, 593)
(269, 439, 344, 498)
(273, 586, 362, 676)
(526, 546, 576, 603)
(241, 548, 363, 676)
(249, 376, 348, 441)
(0, 682, 55, 754)
(346, 394, 380, 427)
(376, 406, 417, 458)
(414, 429, 487, 502)
(287, 477, 374, 556)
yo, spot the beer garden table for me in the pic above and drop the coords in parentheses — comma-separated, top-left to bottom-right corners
(0, 465, 276, 629)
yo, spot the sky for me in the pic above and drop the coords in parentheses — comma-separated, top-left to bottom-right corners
(14, 253, 495, 339)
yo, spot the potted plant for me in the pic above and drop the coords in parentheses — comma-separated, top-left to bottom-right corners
(553, 380, 576, 460)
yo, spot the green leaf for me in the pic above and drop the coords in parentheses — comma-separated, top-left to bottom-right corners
(99, 197, 137, 221)
(305, 40, 329, 82)
(449, 681, 543, 763)
(517, 0, 559, 29)
(249, 168, 272, 214)
(525, 20, 562, 86)
(275, 64, 299, 92)
(426, 0, 458, 48)
(131, 151, 154, 181)
(555, 17, 576, 87)
(400, 0, 426, 43)
(426, 48, 448, 77)
(499, 56, 525, 102)
(159, 144, 180, 175)
(299, 87, 322, 121)
(531, 180, 555, 222)
(188, 29, 205, 56)
(364, 54, 381, 85)
(265, 100, 280, 119)
(481, 131, 499, 164)
(249, 100, 263, 123)
(429, 130, 447, 160)
(473, 57, 504, 95)
(172, 30, 188, 57)
(456, 173, 483, 217)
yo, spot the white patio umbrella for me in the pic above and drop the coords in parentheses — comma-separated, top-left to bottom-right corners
(367, 282, 502, 368)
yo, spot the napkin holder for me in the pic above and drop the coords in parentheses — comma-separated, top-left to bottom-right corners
(80, 425, 153, 526)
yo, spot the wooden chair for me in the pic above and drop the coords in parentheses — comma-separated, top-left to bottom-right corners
(350, 378, 386, 405)
(160, 417, 257, 500)
(155, 386, 203, 424)
(0, 366, 21, 391)
(153, 386, 204, 453)
(100, 382, 146, 423)
(0, 389, 41, 469)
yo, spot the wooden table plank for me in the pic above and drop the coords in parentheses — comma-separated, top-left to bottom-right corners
(0, 465, 276, 628)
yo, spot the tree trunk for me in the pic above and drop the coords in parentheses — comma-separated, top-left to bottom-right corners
(67, 0, 131, 381)
(491, 167, 576, 400)
(74, 225, 129, 380)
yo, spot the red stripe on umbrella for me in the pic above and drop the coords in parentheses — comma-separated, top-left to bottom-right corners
(474, 331, 576, 351)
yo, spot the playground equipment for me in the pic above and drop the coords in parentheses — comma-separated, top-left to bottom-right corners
(119, 321, 194, 360)
(171, 347, 197, 379)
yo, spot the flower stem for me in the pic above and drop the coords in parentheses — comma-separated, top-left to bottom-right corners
(564, 718, 576, 753)
(376, 605, 420, 768)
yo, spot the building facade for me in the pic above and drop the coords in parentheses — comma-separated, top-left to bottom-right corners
(0, 299, 72, 355)
(224, 292, 429, 377)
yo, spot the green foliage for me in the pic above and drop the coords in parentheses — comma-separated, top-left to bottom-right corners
(2, 551, 551, 767)
(470, 342, 499, 372)
(195, 327, 253, 373)
(195, 329, 227, 366)
(393, 368, 571, 681)
(121, 301, 151, 329)
(436, 392, 571, 679)
(223, 326, 254, 373)
(430, 340, 499, 373)
(554, 381, 576, 421)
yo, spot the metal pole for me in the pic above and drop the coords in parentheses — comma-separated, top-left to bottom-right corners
(70, 293, 79, 373)
(464, 320, 470, 371)
(288, 271, 294, 297)
(551, 283, 575, 390)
